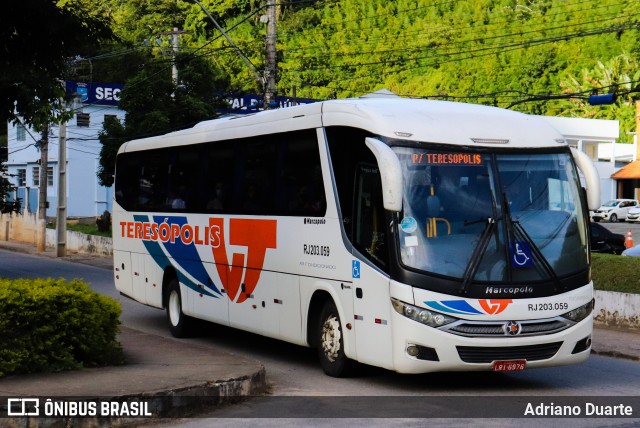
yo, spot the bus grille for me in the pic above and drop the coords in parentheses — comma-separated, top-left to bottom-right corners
(456, 342, 562, 363)
(445, 319, 570, 338)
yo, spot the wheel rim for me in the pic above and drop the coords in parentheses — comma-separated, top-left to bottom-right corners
(320, 314, 341, 362)
(611, 214, 617, 222)
(168, 290, 181, 327)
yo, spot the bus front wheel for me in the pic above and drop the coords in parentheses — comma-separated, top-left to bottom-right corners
(166, 278, 193, 338)
(317, 300, 353, 377)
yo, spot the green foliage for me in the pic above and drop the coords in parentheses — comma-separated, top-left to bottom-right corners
(1, 0, 114, 127)
(592, 253, 640, 294)
(0, 161, 20, 214)
(46, 222, 112, 238)
(84, 0, 640, 136)
(0, 278, 123, 377)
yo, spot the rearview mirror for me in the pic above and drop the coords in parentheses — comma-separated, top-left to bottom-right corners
(570, 147, 601, 211)
(365, 137, 403, 211)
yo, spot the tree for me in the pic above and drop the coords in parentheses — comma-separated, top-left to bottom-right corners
(1, 0, 114, 128)
(0, 162, 20, 214)
(558, 54, 640, 142)
(97, 53, 231, 187)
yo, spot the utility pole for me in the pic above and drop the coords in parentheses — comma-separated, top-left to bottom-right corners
(264, 0, 277, 109)
(37, 126, 48, 252)
(161, 28, 189, 93)
(56, 115, 67, 257)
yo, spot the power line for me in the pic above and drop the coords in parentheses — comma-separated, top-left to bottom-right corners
(281, 6, 637, 67)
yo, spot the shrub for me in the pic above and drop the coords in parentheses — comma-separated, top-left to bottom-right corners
(0, 278, 124, 377)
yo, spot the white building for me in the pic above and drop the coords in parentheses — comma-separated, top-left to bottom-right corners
(5, 81, 124, 217)
(538, 115, 637, 204)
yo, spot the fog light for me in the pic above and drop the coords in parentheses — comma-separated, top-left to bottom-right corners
(407, 345, 420, 357)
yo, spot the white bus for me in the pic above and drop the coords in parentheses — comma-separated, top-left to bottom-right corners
(113, 95, 600, 377)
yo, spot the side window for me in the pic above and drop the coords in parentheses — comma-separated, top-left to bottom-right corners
(239, 139, 277, 214)
(278, 134, 326, 216)
(115, 150, 170, 212)
(17, 169, 26, 186)
(115, 153, 140, 211)
(143, 151, 170, 212)
(116, 129, 326, 216)
(326, 126, 388, 271)
(353, 164, 388, 270)
(203, 142, 236, 213)
(167, 150, 199, 212)
(326, 126, 377, 238)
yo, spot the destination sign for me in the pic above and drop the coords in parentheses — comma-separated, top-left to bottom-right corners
(411, 153, 483, 166)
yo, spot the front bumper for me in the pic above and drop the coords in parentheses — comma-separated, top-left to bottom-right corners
(389, 310, 592, 374)
(626, 213, 640, 222)
(591, 211, 611, 221)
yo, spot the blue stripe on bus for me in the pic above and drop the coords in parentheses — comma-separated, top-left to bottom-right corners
(133, 214, 220, 298)
(424, 300, 483, 315)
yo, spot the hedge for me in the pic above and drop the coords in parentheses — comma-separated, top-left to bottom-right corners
(0, 278, 124, 377)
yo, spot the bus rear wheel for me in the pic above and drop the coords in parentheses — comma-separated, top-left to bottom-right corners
(317, 300, 353, 377)
(166, 278, 193, 338)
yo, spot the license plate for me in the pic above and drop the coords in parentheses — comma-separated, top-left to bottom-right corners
(492, 360, 526, 372)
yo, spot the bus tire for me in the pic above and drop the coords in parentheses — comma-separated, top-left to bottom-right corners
(317, 300, 353, 377)
(166, 278, 193, 338)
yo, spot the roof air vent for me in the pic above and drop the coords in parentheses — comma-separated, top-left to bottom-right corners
(470, 138, 509, 145)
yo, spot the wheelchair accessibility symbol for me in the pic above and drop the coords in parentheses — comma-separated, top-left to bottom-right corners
(352, 260, 361, 278)
(511, 241, 533, 268)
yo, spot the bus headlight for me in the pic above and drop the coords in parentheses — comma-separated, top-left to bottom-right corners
(561, 300, 594, 323)
(391, 298, 457, 328)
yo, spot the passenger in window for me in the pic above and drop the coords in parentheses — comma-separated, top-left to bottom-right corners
(206, 182, 225, 211)
(169, 188, 186, 210)
(243, 184, 262, 212)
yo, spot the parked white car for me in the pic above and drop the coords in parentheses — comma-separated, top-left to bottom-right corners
(626, 205, 640, 223)
(590, 199, 639, 222)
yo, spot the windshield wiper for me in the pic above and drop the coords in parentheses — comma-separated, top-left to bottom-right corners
(502, 192, 562, 289)
(460, 217, 495, 294)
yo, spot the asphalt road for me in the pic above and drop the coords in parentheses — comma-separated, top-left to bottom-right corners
(1, 249, 639, 428)
(596, 219, 640, 237)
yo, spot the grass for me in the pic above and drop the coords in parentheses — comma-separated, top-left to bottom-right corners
(592, 253, 640, 294)
(46, 222, 112, 238)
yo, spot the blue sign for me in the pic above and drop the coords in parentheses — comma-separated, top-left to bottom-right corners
(65, 81, 123, 106)
(510, 241, 533, 268)
(352, 260, 361, 278)
(222, 94, 317, 114)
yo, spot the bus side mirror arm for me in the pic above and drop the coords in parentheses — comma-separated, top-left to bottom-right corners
(365, 137, 403, 212)
(570, 148, 601, 211)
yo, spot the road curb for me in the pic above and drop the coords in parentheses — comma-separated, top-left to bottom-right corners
(3, 368, 267, 428)
(590, 348, 640, 362)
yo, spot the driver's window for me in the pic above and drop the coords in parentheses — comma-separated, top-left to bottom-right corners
(353, 163, 388, 270)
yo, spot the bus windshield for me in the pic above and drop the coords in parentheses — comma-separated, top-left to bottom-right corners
(393, 146, 589, 284)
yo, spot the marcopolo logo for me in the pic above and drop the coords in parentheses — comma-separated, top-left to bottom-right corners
(304, 218, 326, 225)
